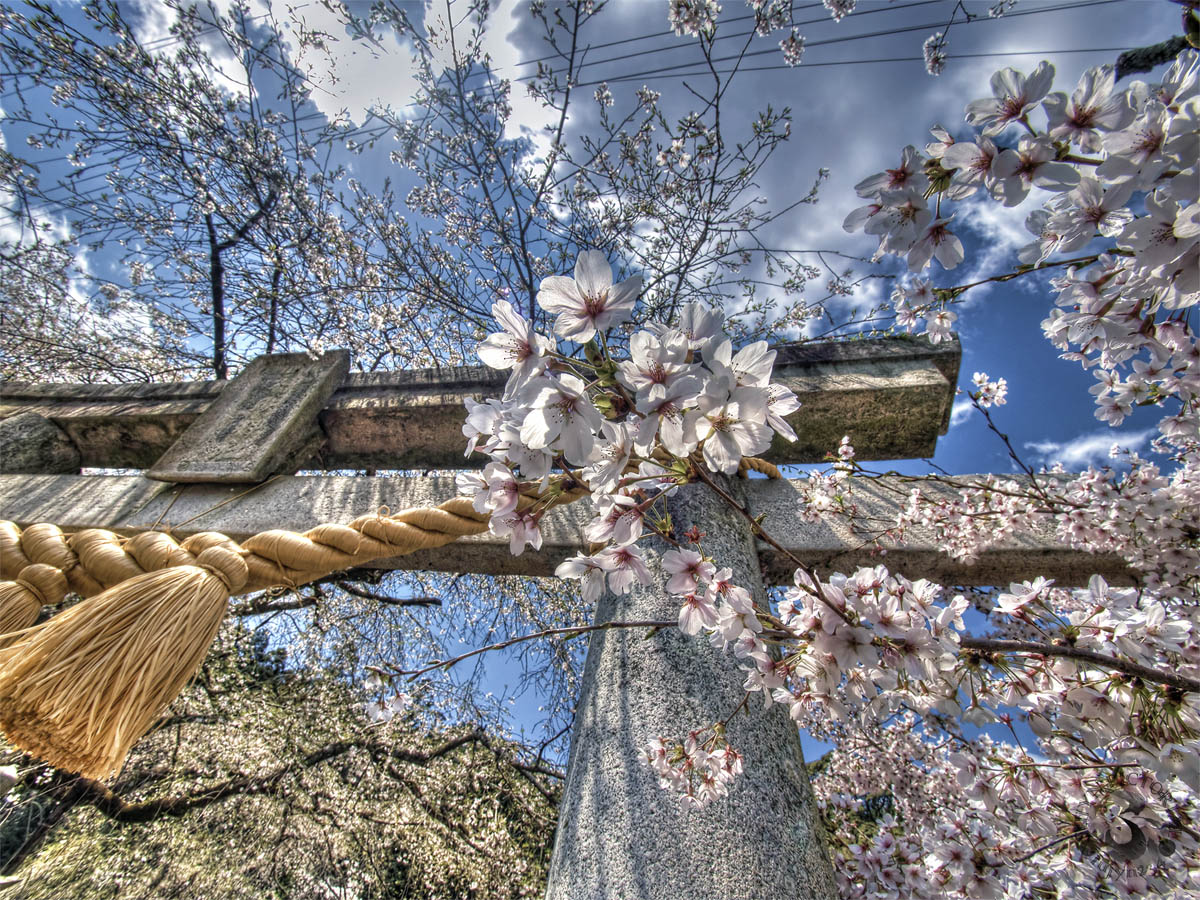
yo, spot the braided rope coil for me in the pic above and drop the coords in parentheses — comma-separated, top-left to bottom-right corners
(0, 486, 590, 620)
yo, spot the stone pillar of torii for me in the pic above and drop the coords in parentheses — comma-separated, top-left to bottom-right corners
(0, 337, 1121, 899)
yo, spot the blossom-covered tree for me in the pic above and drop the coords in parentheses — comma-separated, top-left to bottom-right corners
(451, 28, 1199, 896)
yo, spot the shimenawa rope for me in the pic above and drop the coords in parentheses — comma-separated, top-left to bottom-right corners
(0, 483, 587, 779)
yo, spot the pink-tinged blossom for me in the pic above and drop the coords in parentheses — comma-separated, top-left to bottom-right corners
(489, 509, 542, 556)
(462, 397, 505, 457)
(555, 553, 615, 604)
(1120, 191, 1198, 271)
(766, 382, 800, 442)
(583, 420, 638, 494)
(965, 61, 1055, 136)
(674, 301, 726, 353)
(635, 377, 703, 456)
(705, 338, 776, 389)
(925, 123, 956, 159)
(618, 329, 696, 396)
(989, 136, 1080, 207)
(842, 199, 885, 233)
(854, 146, 929, 199)
(993, 577, 1053, 617)
(667, 0, 720, 37)
(476, 299, 555, 396)
(1018, 206, 1072, 266)
(536, 250, 641, 343)
(1053, 176, 1136, 250)
(1042, 64, 1133, 152)
(585, 493, 645, 547)
(1098, 101, 1174, 186)
(823, 0, 855, 22)
(678, 592, 718, 635)
(779, 29, 804, 67)
(599, 544, 652, 594)
(687, 387, 773, 474)
(475, 461, 521, 517)
(941, 137, 1001, 198)
(1146, 48, 1199, 112)
(866, 190, 933, 255)
(907, 219, 964, 272)
(923, 31, 947, 77)
(971, 372, 1008, 407)
(663, 548, 716, 595)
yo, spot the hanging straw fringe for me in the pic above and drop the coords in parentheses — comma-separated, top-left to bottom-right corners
(0, 483, 587, 779)
(0, 547, 246, 779)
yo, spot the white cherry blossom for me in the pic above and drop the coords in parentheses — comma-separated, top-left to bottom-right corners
(519, 373, 604, 465)
(536, 250, 641, 343)
(476, 299, 555, 396)
(965, 61, 1055, 136)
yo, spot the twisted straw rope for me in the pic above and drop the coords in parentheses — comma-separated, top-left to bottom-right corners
(0, 453, 783, 623)
(0, 484, 591, 621)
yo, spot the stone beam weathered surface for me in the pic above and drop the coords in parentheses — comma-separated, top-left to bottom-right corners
(0, 472, 1128, 587)
(747, 476, 1133, 587)
(0, 336, 958, 472)
(146, 350, 350, 483)
(0, 412, 81, 474)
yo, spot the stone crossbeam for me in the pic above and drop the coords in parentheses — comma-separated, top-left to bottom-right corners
(0, 336, 960, 471)
(0, 473, 1128, 587)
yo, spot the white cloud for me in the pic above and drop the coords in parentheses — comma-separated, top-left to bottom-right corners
(286, 2, 422, 126)
(950, 399, 974, 428)
(1024, 427, 1157, 470)
(128, 0, 256, 98)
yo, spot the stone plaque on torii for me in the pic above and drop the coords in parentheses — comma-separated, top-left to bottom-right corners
(0, 336, 1123, 899)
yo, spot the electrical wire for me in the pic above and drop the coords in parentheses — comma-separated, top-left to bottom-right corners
(597, 45, 1136, 85)
(1, 0, 1144, 212)
(566, 0, 1129, 89)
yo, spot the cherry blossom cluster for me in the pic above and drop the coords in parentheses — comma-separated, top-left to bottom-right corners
(457, 249, 800, 575)
(667, 0, 721, 37)
(814, 55, 1200, 894)
(808, 707, 1199, 899)
(456, 249, 808, 806)
(641, 727, 744, 809)
(846, 53, 1199, 446)
(452, 53, 1200, 889)
(970, 371, 1008, 407)
(759, 548, 1200, 894)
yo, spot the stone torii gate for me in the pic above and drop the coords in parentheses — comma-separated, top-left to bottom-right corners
(0, 336, 1122, 899)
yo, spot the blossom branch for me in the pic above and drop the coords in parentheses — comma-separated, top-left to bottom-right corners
(959, 637, 1200, 694)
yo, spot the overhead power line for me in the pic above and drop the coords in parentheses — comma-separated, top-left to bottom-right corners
(4, 0, 1141, 211)
(596, 45, 1137, 86)
(565, 0, 1128, 89)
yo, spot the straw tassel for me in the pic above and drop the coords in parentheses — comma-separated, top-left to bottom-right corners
(0, 546, 248, 780)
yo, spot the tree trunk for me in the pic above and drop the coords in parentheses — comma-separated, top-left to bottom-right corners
(205, 212, 228, 380)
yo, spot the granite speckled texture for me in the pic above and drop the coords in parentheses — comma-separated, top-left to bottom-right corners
(545, 478, 837, 900)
